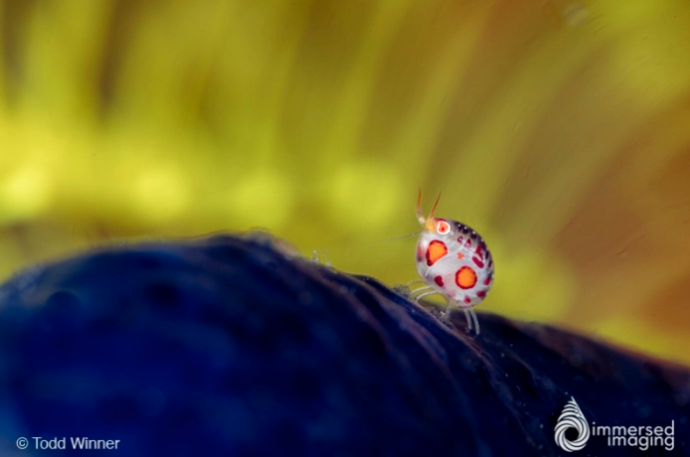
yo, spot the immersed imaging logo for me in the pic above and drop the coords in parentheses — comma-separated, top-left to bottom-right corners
(554, 397, 675, 452)
(554, 397, 590, 451)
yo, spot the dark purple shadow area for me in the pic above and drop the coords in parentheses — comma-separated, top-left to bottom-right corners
(0, 234, 688, 456)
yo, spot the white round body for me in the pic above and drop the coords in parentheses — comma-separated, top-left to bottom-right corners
(415, 218, 494, 308)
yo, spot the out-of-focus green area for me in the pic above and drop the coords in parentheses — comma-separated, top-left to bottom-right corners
(1, 0, 690, 364)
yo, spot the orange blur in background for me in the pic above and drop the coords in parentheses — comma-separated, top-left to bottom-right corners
(1, 0, 689, 364)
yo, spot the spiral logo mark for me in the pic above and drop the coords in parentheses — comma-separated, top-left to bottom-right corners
(555, 397, 590, 452)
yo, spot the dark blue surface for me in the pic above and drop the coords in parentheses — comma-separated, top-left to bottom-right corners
(0, 234, 688, 456)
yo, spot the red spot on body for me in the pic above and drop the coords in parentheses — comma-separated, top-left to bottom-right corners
(484, 275, 492, 286)
(477, 290, 486, 298)
(474, 245, 484, 259)
(464, 296, 472, 304)
(434, 276, 444, 287)
(426, 240, 448, 266)
(472, 257, 485, 268)
(455, 266, 477, 289)
(457, 252, 465, 260)
(464, 239, 472, 248)
(457, 236, 464, 243)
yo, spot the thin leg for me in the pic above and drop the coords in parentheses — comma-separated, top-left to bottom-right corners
(410, 286, 434, 297)
(410, 285, 433, 297)
(406, 279, 426, 286)
(463, 308, 473, 331)
(469, 308, 480, 336)
(414, 290, 439, 303)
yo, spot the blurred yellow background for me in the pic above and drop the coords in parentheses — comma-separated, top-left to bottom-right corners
(1, 0, 689, 364)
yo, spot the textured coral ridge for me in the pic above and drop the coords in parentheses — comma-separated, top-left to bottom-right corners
(0, 235, 688, 456)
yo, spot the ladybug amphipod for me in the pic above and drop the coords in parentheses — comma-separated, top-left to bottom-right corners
(411, 190, 494, 335)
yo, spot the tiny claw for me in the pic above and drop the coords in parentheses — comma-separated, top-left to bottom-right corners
(416, 189, 442, 232)
(428, 192, 441, 220)
(416, 188, 426, 225)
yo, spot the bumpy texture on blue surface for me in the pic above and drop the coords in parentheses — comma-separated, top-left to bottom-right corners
(0, 234, 688, 456)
